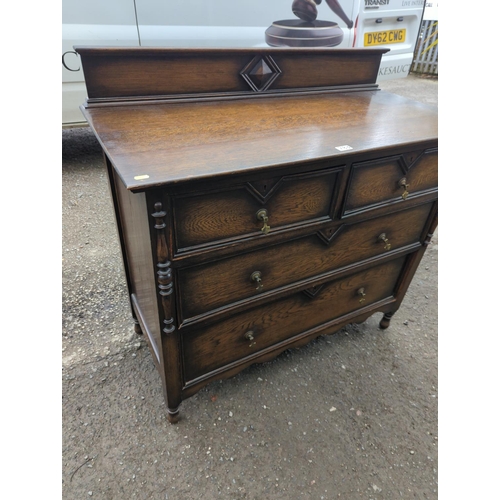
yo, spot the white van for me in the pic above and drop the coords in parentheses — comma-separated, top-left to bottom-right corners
(62, 0, 425, 127)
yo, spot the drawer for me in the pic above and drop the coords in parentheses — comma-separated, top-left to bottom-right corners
(182, 257, 406, 382)
(178, 202, 433, 322)
(173, 167, 341, 251)
(343, 148, 438, 215)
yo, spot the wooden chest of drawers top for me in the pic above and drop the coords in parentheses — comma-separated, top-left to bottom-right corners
(83, 89, 437, 192)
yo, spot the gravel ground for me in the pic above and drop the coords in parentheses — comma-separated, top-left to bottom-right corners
(62, 73, 438, 499)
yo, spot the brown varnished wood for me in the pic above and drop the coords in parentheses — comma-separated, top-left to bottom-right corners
(112, 172, 162, 360)
(405, 149, 439, 195)
(178, 202, 434, 322)
(173, 167, 340, 250)
(76, 48, 438, 422)
(81, 91, 437, 192)
(377, 201, 438, 329)
(344, 148, 438, 215)
(147, 197, 183, 422)
(182, 299, 398, 398)
(74, 47, 387, 101)
(183, 257, 405, 382)
(170, 183, 437, 267)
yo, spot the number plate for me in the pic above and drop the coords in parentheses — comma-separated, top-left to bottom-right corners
(364, 29, 406, 46)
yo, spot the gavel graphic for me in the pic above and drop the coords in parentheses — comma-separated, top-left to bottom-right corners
(292, 0, 354, 29)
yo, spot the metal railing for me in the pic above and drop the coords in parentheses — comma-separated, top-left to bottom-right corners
(411, 20, 438, 76)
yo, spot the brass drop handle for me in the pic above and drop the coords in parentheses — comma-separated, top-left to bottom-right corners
(357, 287, 366, 304)
(244, 330, 256, 347)
(251, 271, 264, 292)
(378, 232, 391, 250)
(256, 209, 271, 235)
(398, 177, 410, 200)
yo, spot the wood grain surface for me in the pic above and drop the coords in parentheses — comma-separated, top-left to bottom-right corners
(178, 202, 433, 321)
(344, 148, 438, 213)
(173, 167, 339, 249)
(82, 91, 438, 191)
(75, 47, 388, 100)
(182, 257, 406, 381)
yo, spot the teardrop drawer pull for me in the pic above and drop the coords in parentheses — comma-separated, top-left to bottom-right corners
(357, 287, 366, 303)
(250, 271, 264, 292)
(256, 209, 271, 234)
(377, 232, 391, 250)
(398, 177, 410, 200)
(244, 330, 257, 348)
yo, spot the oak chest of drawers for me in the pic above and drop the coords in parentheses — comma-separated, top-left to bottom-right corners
(76, 47, 438, 423)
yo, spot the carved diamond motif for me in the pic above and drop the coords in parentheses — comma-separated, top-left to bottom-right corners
(317, 225, 345, 246)
(302, 284, 325, 299)
(240, 55, 282, 92)
(402, 151, 422, 169)
(245, 177, 283, 204)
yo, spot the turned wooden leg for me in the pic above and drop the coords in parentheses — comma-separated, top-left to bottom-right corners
(133, 318, 143, 335)
(167, 407, 180, 424)
(379, 312, 394, 330)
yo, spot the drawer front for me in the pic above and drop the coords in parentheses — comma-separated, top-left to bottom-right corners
(344, 149, 438, 215)
(178, 202, 433, 321)
(183, 257, 406, 382)
(173, 168, 340, 251)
